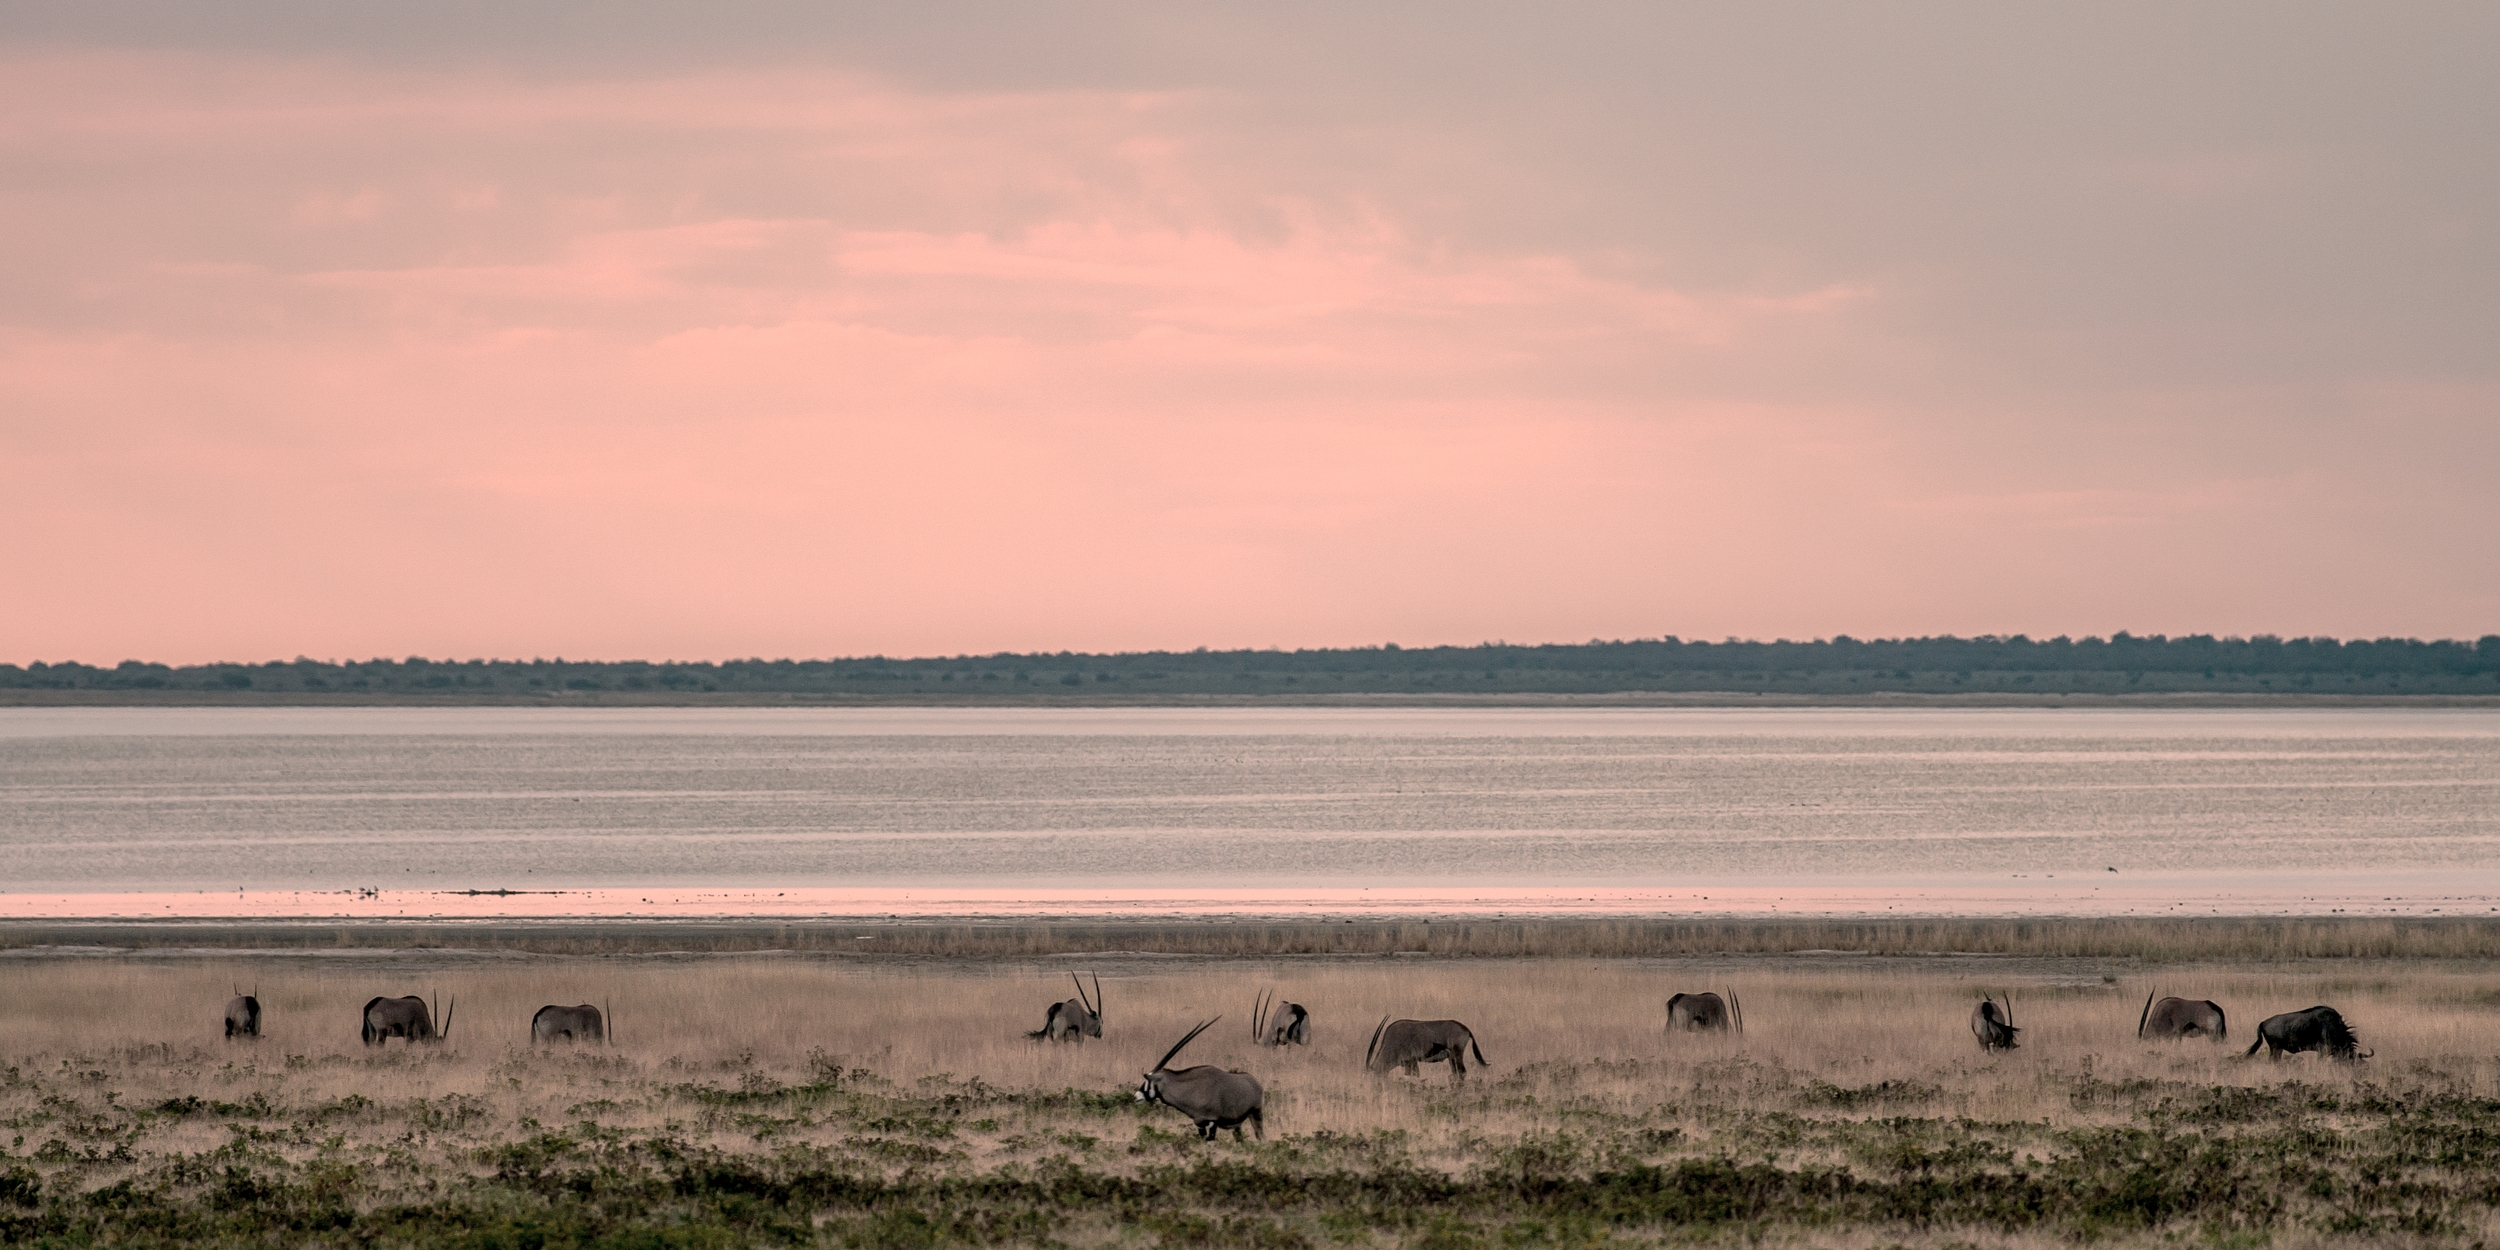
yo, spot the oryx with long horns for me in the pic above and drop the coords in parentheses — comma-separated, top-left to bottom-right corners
(2137, 991, 2227, 1041)
(223, 983, 261, 1040)
(1665, 990, 1742, 1034)
(1970, 992, 2019, 1051)
(1251, 989, 1310, 1046)
(362, 992, 454, 1046)
(1135, 1018, 1265, 1141)
(1028, 973, 1103, 1042)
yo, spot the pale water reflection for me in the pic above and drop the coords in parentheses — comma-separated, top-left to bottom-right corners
(2, 706, 2493, 917)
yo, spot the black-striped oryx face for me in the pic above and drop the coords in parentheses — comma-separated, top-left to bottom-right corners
(1135, 1073, 1161, 1104)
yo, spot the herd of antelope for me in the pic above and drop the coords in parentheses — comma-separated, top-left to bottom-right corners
(219, 987, 608, 1048)
(211, 975, 2371, 1144)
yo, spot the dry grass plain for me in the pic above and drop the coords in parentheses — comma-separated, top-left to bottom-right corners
(5, 951, 2500, 1248)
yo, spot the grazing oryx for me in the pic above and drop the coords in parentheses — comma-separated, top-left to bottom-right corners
(1251, 989, 1310, 1046)
(2138, 992, 2228, 1041)
(1136, 1018, 1266, 1141)
(1028, 973, 1103, 1042)
(224, 986, 261, 1040)
(531, 1003, 606, 1044)
(362, 993, 453, 1046)
(1970, 993, 2019, 1051)
(2245, 1006, 2369, 1061)
(1666, 991, 1742, 1034)
(1366, 1017, 1488, 1082)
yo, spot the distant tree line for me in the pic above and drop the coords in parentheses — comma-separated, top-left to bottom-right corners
(6, 633, 2498, 698)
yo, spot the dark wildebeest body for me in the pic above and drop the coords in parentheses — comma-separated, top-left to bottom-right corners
(1665, 991, 1741, 1033)
(2138, 993, 2228, 1041)
(224, 995, 261, 1040)
(1028, 973, 1102, 1042)
(1137, 1018, 1265, 1141)
(1252, 990, 1310, 1046)
(2245, 1006, 2367, 1061)
(1366, 1017, 1487, 1081)
(1970, 995, 2019, 1051)
(362, 995, 450, 1046)
(532, 1004, 605, 1043)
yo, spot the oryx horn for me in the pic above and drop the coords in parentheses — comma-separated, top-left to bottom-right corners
(440, 995, 455, 1043)
(1365, 1015, 1391, 1070)
(2137, 988, 2156, 1040)
(1153, 1017, 1220, 1074)
(1730, 989, 1744, 1036)
(1251, 989, 1270, 1042)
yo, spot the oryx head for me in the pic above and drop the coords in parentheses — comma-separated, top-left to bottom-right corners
(1136, 1017, 1218, 1105)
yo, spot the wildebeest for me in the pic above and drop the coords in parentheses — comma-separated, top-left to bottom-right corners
(224, 987, 261, 1040)
(362, 993, 453, 1046)
(1136, 1017, 1265, 1141)
(2138, 992, 2228, 1041)
(1666, 990, 1742, 1034)
(2245, 1006, 2369, 1061)
(1251, 989, 1310, 1046)
(1028, 973, 1103, 1042)
(1970, 993, 2019, 1051)
(532, 1003, 606, 1044)
(1366, 1017, 1488, 1082)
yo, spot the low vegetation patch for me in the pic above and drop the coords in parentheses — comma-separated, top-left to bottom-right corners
(8, 1056, 2500, 1246)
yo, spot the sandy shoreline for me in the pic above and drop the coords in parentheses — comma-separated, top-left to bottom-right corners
(5, 871, 2495, 923)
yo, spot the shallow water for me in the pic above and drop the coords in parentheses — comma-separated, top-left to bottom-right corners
(1, 706, 2494, 917)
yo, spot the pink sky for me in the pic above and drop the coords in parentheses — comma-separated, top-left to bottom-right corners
(4, 6, 2495, 663)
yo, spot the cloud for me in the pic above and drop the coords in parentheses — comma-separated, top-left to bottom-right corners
(1, 37, 2491, 662)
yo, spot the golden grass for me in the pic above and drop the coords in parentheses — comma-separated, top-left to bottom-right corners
(7, 955, 2497, 1159)
(9, 954, 2500, 1246)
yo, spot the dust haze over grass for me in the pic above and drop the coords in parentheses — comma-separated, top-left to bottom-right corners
(7, 952, 2500, 1247)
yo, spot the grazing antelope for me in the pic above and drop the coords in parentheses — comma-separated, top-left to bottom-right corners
(1251, 990, 1310, 1046)
(1028, 973, 1103, 1042)
(1970, 993, 2019, 1051)
(531, 1003, 606, 1044)
(1366, 1017, 1487, 1082)
(223, 985, 261, 1040)
(2137, 992, 2227, 1041)
(1136, 1018, 1265, 1141)
(362, 993, 453, 1046)
(2246, 1006, 2368, 1061)
(1665, 990, 1742, 1034)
